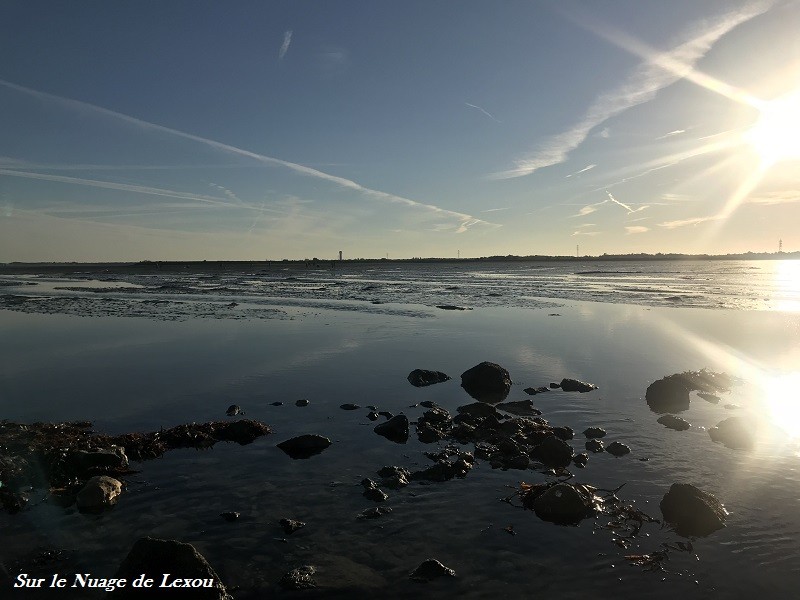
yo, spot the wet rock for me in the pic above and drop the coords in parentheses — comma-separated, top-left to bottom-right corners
(456, 402, 499, 419)
(572, 453, 589, 468)
(378, 411, 394, 420)
(411, 457, 472, 482)
(503, 453, 530, 470)
(724, 404, 741, 410)
(419, 401, 437, 408)
(270, 401, 283, 406)
(552, 426, 574, 441)
(585, 439, 604, 453)
(361, 479, 389, 502)
(280, 566, 316, 590)
(532, 483, 595, 524)
(709, 417, 753, 449)
(460, 361, 512, 402)
(357, 506, 392, 520)
(698, 392, 720, 404)
(374, 415, 409, 443)
(277, 434, 331, 459)
(660, 483, 727, 536)
(582, 427, 606, 438)
(606, 441, 631, 457)
(657, 414, 691, 431)
(116, 537, 231, 599)
(367, 411, 379, 421)
(416, 422, 446, 444)
(280, 518, 306, 534)
(646, 370, 731, 414)
(421, 406, 452, 425)
(550, 382, 561, 389)
(532, 435, 573, 468)
(215, 420, 271, 445)
(68, 447, 128, 474)
(410, 559, 456, 581)
(407, 369, 451, 387)
(340, 403, 360, 410)
(295, 399, 310, 407)
(220, 511, 239, 522)
(378, 466, 410, 489)
(496, 400, 542, 416)
(225, 404, 241, 416)
(559, 378, 598, 393)
(436, 305, 469, 311)
(76, 476, 122, 513)
(523, 387, 549, 395)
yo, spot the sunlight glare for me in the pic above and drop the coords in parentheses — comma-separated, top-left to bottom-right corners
(773, 260, 800, 312)
(761, 372, 800, 439)
(744, 90, 800, 166)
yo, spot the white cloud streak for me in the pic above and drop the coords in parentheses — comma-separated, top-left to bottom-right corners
(0, 78, 494, 233)
(565, 164, 596, 178)
(492, 4, 769, 179)
(279, 30, 293, 60)
(625, 225, 650, 234)
(656, 129, 687, 140)
(465, 102, 502, 123)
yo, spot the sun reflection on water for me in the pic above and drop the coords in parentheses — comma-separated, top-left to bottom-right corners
(761, 372, 800, 439)
(773, 260, 800, 312)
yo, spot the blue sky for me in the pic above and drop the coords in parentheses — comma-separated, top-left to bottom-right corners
(1, 0, 799, 260)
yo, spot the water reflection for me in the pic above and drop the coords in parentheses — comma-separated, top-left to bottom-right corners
(773, 260, 800, 312)
(761, 371, 800, 438)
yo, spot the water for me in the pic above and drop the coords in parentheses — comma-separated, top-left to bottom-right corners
(1, 260, 799, 597)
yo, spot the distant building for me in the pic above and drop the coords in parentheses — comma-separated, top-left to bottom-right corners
(339, 250, 343, 261)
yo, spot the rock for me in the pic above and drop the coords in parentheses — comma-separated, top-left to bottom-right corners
(279, 518, 306, 534)
(657, 414, 691, 431)
(724, 404, 741, 410)
(709, 417, 753, 449)
(532, 435, 573, 468)
(280, 566, 316, 590)
(116, 537, 231, 599)
(367, 411, 379, 421)
(559, 378, 598, 393)
(698, 392, 720, 404)
(552, 426, 574, 441)
(225, 404, 241, 416)
(378, 466, 410, 489)
(533, 483, 594, 524)
(214, 419, 271, 445)
(407, 369, 451, 387)
(421, 407, 452, 425)
(69, 447, 129, 474)
(76, 476, 122, 512)
(378, 411, 394, 420)
(572, 453, 589, 468)
(270, 401, 283, 406)
(374, 415, 409, 443)
(411, 459, 471, 482)
(340, 403, 360, 410)
(357, 506, 392, 519)
(660, 483, 727, 536)
(460, 361, 512, 402)
(606, 441, 631, 456)
(295, 399, 309, 407)
(456, 402, 499, 419)
(523, 387, 549, 395)
(416, 423, 446, 443)
(410, 559, 456, 581)
(220, 511, 239, 522)
(277, 434, 331, 459)
(496, 400, 542, 416)
(436, 305, 469, 311)
(583, 427, 606, 438)
(646, 370, 731, 413)
(549, 382, 561, 389)
(419, 401, 437, 408)
(585, 439, 604, 453)
(361, 479, 388, 502)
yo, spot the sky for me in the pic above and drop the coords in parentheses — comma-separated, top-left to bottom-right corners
(1, 0, 799, 261)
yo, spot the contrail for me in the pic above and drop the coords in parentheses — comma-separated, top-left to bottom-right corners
(465, 102, 502, 123)
(279, 30, 293, 60)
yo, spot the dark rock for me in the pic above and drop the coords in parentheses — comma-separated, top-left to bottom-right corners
(407, 369, 451, 387)
(277, 434, 331, 459)
(421, 407, 452, 425)
(583, 427, 606, 438)
(270, 401, 283, 406)
(660, 483, 727, 536)
(378, 466, 410, 489)
(646, 370, 731, 413)
(606, 441, 631, 457)
(361, 479, 389, 502)
(523, 386, 549, 395)
(532, 483, 595, 524)
(225, 404, 241, 416)
(280, 566, 316, 590)
(411, 457, 472, 482)
(215, 420, 271, 445)
(456, 402, 499, 419)
(357, 506, 392, 520)
(532, 435, 573, 468)
(572, 453, 589, 468)
(460, 361, 512, 402)
(657, 415, 691, 431)
(698, 392, 720, 404)
(366, 405, 378, 410)
(559, 378, 598, 393)
(419, 401, 437, 408)
(709, 417, 753, 449)
(724, 404, 741, 410)
(68, 447, 128, 474)
(295, 399, 310, 407)
(374, 415, 409, 443)
(116, 537, 231, 599)
(378, 411, 394, 420)
(220, 511, 240, 522)
(503, 453, 530, 470)
(585, 439, 604, 453)
(436, 305, 469, 311)
(279, 518, 306, 534)
(496, 400, 542, 416)
(416, 423, 446, 443)
(76, 476, 122, 513)
(552, 426, 574, 441)
(410, 559, 456, 581)
(549, 382, 561, 389)
(367, 411, 379, 421)
(340, 403, 360, 410)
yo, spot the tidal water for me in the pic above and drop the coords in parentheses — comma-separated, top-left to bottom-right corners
(1, 260, 799, 598)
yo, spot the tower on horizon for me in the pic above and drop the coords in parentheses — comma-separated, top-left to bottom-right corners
(339, 250, 343, 261)
(779, 239, 783, 253)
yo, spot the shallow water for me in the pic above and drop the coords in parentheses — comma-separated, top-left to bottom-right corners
(1, 262, 799, 598)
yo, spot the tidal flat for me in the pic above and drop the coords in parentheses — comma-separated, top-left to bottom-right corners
(1, 263, 799, 598)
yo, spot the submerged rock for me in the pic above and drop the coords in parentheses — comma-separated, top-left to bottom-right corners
(523, 387, 549, 395)
(559, 378, 598, 393)
(532, 483, 595, 524)
(552, 426, 574, 441)
(660, 483, 727, 536)
(410, 559, 456, 581)
(709, 417, 754, 449)
(357, 506, 392, 520)
(407, 369, 451, 387)
(374, 415, 409, 443)
(340, 403, 360, 410)
(456, 402, 499, 419)
(460, 362, 512, 402)
(116, 537, 231, 599)
(277, 434, 331, 459)
(583, 427, 606, 438)
(531, 435, 573, 468)
(76, 476, 122, 513)
(657, 414, 691, 431)
(496, 400, 542, 416)
(698, 392, 721, 404)
(220, 511, 240, 522)
(279, 518, 306, 534)
(367, 411, 379, 421)
(280, 566, 316, 590)
(606, 441, 631, 457)
(295, 399, 310, 407)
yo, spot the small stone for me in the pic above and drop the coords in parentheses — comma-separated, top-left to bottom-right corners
(280, 566, 316, 590)
(270, 401, 283, 406)
(708, 417, 753, 449)
(295, 399, 309, 407)
(560, 378, 598, 393)
(277, 434, 331, 459)
(279, 518, 306, 534)
(583, 427, 606, 438)
(340, 403, 360, 410)
(367, 411, 379, 421)
(225, 404, 241, 416)
(532, 435, 573, 468)
(357, 506, 392, 519)
(374, 415, 410, 443)
(410, 559, 456, 581)
(606, 441, 631, 457)
(76, 476, 122, 513)
(586, 439, 604, 453)
(407, 369, 451, 387)
(573, 453, 589, 468)
(660, 483, 727, 536)
(657, 414, 691, 431)
(220, 511, 240, 522)
(549, 383, 560, 389)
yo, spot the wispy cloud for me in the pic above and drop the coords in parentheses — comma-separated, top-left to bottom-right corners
(492, 4, 769, 179)
(606, 191, 648, 214)
(656, 129, 687, 140)
(597, 128, 611, 139)
(565, 164, 596, 178)
(465, 102, 502, 123)
(658, 215, 723, 229)
(575, 191, 648, 217)
(279, 30, 293, 60)
(625, 226, 650, 234)
(0, 78, 494, 233)
(480, 207, 510, 213)
(746, 190, 800, 205)
(571, 230, 601, 236)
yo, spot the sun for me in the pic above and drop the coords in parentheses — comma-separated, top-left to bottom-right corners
(744, 89, 800, 166)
